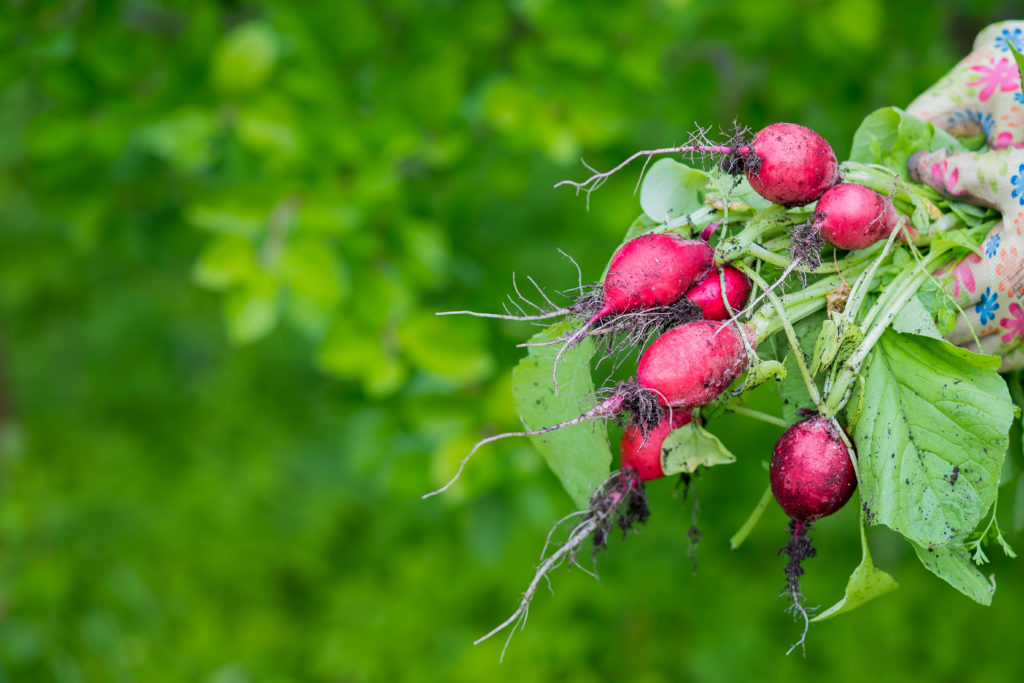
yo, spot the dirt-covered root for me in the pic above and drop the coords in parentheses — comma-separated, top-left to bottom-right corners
(778, 518, 818, 656)
(475, 469, 649, 660)
(614, 379, 665, 434)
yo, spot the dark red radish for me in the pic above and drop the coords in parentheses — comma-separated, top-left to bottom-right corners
(637, 320, 753, 410)
(685, 267, 752, 320)
(814, 183, 903, 250)
(620, 409, 694, 481)
(770, 416, 857, 522)
(426, 320, 753, 499)
(744, 123, 839, 207)
(598, 234, 714, 321)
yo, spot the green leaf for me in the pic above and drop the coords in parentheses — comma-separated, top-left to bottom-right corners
(912, 541, 994, 605)
(223, 275, 280, 345)
(853, 330, 1015, 548)
(192, 235, 257, 291)
(1008, 44, 1024, 94)
(661, 421, 736, 476)
(212, 22, 279, 93)
(398, 313, 494, 384)
(813, 520, 898, 621)
(849, 107, 964, 178)
(512, 329, 611, 508)
(891, 295, 941, 339)
(811, 319, 839, 375)
(638, 158, 708, 223)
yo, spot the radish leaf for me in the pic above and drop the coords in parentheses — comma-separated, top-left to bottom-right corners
(661, 421, 735, 476)
(512, 329, 612, 508)
(813, 518, 898, 621)
(912, 541, 994, 605)
(853, 330, 1014, 549)
(849, 106, 964, 179)
(639, 158, 707, 224)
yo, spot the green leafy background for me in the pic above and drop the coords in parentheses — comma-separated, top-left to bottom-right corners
(3, 2, 1024, 681)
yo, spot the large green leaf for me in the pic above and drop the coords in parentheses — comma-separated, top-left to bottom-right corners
(853, 330, 1014, 548)
(512, 330, 612, 508)
(912, 541, 994, 605)
(638, 158, 707, 223)
(849, 106, 964, 178)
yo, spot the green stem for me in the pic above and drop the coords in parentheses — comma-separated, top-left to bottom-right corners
(727, 404, 788, 428)
(739, 265, 822, 409)
(730, 485, 774, 551)
(822, 246, 953, 418)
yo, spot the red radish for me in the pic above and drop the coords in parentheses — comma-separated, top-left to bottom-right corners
(685, 267, 752, 320)
(620, 409, 694, 481)
(636, 320, 752, 410)
(770, 416, 857, 521)
(814, 183, 903, 250)
(425, 320, 752, 498)
(743, 123, 839, 207)
(598, 234, 714, 320)
(557, 122, 838, 208)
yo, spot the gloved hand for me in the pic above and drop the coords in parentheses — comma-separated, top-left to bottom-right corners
(905, 20, 1024, 370)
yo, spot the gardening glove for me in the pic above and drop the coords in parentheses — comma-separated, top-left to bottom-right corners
(905, 20, 1024, 370)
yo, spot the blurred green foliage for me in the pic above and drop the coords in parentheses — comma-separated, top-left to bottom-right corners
(2, 1, 1024, 681)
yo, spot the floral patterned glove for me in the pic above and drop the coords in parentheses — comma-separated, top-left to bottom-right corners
(906, 20, 1024, 370)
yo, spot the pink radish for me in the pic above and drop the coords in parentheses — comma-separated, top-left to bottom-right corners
(425, 320, 752, 498)
(770, 416, 857, 522)
(684, 267, 752, 320)
(814, 183, 903, 250)
(558, 122, 838, 208)
(743, 123, 839, 207)
(620, 409, 694, 481)
(636, 320, 752, 410)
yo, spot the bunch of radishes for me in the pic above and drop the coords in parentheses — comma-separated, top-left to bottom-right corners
(433, 120, 990, 657)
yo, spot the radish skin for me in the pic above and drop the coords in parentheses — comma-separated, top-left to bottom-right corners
(685, 267, 752, 320)
(746, 123, 839, 207)
(620, 410, 694, 481)
(769, 417, 857, 521)
(815, 183, 902, 250)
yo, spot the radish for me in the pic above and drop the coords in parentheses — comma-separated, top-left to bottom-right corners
(601, 234, 713, 318)
(440, 233, 714, 389)
(741, 123, 839, 207)
(425, 320, 752, 498)
(770, 416, 857, 654)
(770, 416, 857, 521)
(636, 320, 751, 410)
(620, 409, 694, 481)
(814, 183, 903, 251)
(684, 267, 752, 321)
(557, 122, 838, 208)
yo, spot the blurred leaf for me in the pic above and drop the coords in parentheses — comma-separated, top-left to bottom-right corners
(281, 238, 346, 306)
(224, 275, 280, 345)
(192, 235, 258, 291)
(136, 109, 217, 172)
(398, 313, 494, 384)
(212, 22, 279, 93)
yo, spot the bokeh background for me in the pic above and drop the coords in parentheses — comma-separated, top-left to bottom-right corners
(2, 1, 1024, 681)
